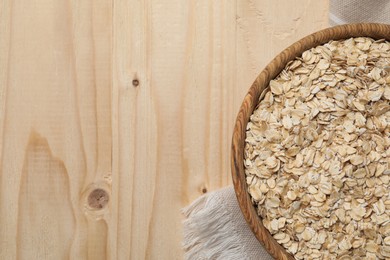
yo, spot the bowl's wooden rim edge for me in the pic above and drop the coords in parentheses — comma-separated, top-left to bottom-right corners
(231, 23, 390, 260)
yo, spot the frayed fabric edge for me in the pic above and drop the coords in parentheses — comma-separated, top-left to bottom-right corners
(182, 191, 250, 260)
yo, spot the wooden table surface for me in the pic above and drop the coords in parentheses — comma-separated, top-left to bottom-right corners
(0, 0, 328, 259)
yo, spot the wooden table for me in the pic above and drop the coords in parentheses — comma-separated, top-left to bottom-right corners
(0, 0, 328, 259)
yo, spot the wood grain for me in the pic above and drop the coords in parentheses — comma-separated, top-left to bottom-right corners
(232, 23, 390, 259)
(112, 1, 238, 259)
(113, 0, 328, 259)
(0, 0, 112, 259)
(0, 0, 328, 259)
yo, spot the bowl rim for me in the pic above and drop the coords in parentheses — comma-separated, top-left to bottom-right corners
(231, 23, 390, 260)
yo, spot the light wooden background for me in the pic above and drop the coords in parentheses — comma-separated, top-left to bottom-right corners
(0, 0, 328, 259)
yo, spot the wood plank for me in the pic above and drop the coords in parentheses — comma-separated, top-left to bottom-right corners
(112, 0, 153, 259)
(113, 1, 237, 259)
(0, 0, 112, 259)
(113, 0, 328, 259)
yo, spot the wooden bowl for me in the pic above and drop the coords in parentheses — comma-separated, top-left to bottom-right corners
(231, 23, 390, 260)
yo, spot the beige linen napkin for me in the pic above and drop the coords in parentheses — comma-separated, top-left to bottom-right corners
(183, 2, 389, 259)
(183, 186, 273, 260)
(330, 0, 390, 26)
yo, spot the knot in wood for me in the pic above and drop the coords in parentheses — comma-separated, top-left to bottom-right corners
(88, 188, 109, 209)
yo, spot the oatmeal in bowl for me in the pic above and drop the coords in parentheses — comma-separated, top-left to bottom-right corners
(231, 24, 390, 260)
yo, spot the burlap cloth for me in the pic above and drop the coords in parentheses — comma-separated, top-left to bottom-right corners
(183, 2, 390, 259)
